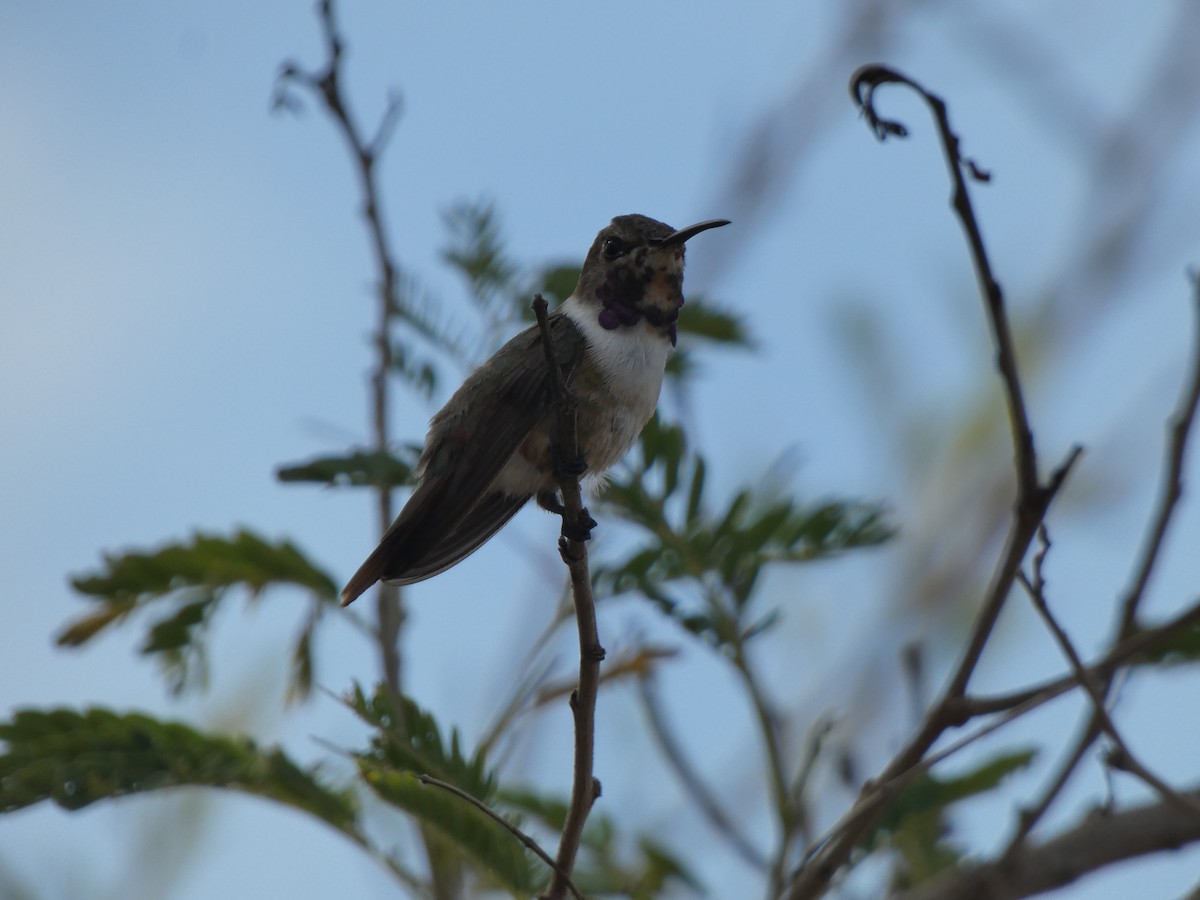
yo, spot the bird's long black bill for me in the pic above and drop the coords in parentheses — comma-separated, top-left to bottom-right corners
(656, 218, 731, 247)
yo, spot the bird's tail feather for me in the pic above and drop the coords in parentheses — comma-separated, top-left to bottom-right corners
(339, 492, 531, 606)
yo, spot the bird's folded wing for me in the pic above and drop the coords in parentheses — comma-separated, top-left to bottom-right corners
(340, 313, 586, 602)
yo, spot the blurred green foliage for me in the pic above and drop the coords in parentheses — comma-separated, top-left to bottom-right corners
(59, 529, 336, 699)
(870, 748, 1037, 889)
(0, 707, 357, 833)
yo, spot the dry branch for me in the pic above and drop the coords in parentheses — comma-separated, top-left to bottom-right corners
(275, 0, 406, 703)
(782, 65, 1083, 899)
(1004, 272, 1200, 851)
(897, 788, 1200, 900)
(533, 295, 605, 899)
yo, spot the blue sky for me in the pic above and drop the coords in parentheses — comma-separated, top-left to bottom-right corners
(3, 2, 1200, 898)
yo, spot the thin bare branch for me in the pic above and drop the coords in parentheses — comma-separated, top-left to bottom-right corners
(533, 295, 605, 900)
(850, 63, 1037, 502)
(1019, 527, 1200, 818)
(1119, 271, 1200, 637)
(1005, 271, 1200, 849)
(370, 91, 405, 161)
(896, 788, 1200, 900)
(277, 0, 408, 702)
(638, 677, 769, 872)
(963, 599, 1200, 717)
(783, 67, 1084, 899)
(415, 775, 583, 900)
(795, 674, 1089, 894)
(788, 714, 837, 849)
(731, 632, 794, 893)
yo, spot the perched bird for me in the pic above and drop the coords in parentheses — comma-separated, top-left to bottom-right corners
(340, 214, 729, 606)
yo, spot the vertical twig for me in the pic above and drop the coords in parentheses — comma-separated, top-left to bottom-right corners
(1117, 271, 1200, 638)
(276, 0, 406, 703)
(781, 65, 1085, 899)
(532, 295, 604, 899)
(638, 676, 770, 871)
(1004, 271, 1200, 849)
(848, 67, 1084, 715)
(730, 631, 794, 892)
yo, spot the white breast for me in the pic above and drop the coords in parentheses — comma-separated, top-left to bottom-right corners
(562, 296, 669, 427)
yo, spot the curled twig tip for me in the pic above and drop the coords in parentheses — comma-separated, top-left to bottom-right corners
(850, 64, 916, 141)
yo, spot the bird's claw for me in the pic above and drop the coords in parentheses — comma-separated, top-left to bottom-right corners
(538, 491, 595, 541)
(562, 508, 597, 542)
(554, 450, 589, 479)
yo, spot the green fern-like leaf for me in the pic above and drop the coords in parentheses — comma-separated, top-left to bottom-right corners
(872, 748, 1037, 888)
(276, 446, 420, 489)
(0, 707, 358, 836)
(597, 417, 891, 650)
(360, 764, 536, 894)
(441, 199, 520, 312)
(61, 529, 337, 698)
(532, 264, 582, 308)
(676, 296, 753, 348)
(348, 685, 538, 894)
(1131, 616, 1200, 667)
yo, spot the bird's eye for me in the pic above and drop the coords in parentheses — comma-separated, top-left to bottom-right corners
(602, 237, 627, 260)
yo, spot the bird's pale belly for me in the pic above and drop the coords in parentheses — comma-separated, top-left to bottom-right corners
(490, 302, 667, 497)
(489, 391, 656, 496)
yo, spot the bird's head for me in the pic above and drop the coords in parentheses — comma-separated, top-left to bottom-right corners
(574, 214, 729, 345)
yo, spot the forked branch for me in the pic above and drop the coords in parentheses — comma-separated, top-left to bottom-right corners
(782, 65, 1083, 898)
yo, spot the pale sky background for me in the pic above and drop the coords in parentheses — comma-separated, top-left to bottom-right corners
(3, 2, 1200, 899)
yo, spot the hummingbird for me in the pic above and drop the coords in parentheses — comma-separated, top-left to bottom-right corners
(340, 214, 729, 606)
